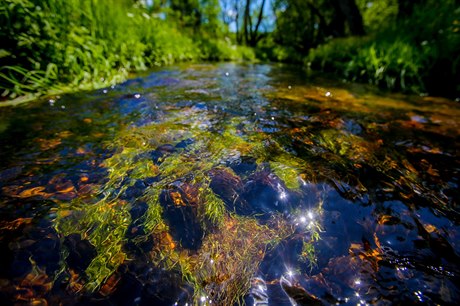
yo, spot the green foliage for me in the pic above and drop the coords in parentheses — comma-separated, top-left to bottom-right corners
(357, 0, 398, 32)
(0, 0, 254, 102)
(199, 37, 256, 61)
(306, 0, 460, 95)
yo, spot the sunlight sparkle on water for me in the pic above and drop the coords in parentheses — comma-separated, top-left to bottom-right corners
(299, 177, 307, 186)
(286, 270, 294, 277)
(414, 290, 424, 302)
(279, 191, 287, 200)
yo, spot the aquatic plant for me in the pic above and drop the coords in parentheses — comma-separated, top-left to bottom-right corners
(53, 106, 320, 302)
(55, 197, 131, 291)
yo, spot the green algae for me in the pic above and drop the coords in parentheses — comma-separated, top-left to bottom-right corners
(53, 107, 319, 302)
(149, 214, 294, 305)
(55, 197, 131, 291)
(269, 153, 306, 190)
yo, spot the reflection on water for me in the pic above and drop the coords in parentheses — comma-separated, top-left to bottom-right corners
(0, 63, 459, 305)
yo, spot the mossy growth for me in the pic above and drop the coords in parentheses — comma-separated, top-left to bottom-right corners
(315, 129, 376, 164)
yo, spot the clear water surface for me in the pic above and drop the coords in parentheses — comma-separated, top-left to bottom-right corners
(0, 63, 459, 305)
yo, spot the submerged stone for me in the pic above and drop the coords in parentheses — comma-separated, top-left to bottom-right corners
(64, 234, 97, 273)
(242, 170, 296, 218)
(159, 186, 203, 250)
(209, 168, 244, 209)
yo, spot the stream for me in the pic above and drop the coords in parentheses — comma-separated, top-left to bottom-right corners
(0, 63, 459, 305)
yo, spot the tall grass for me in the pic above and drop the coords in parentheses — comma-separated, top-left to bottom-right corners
(305, 0, 460, 96)
(0, 0, 254, 101)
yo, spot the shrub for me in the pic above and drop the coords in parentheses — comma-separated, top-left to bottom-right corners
(305, 0, 460, 96)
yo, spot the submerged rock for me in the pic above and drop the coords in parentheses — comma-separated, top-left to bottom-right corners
(159, 185, 203, 250)
(64, 234, 97, 273)
(242, 170, 297, 218)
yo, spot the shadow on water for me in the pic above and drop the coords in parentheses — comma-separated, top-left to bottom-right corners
(0, 63, 459, 305)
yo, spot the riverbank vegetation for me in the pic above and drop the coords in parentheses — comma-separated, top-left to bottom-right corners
(0, 0, 254, 102)
(261, 0, 460, 97)
(1, 0, 459, 102)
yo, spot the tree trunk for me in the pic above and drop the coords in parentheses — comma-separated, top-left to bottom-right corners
(250, 0, 266, 46)
(337, 0, 365, 36)
(234, 1, 241, 44)
(243, 0, 250, 45)
(397, 0, 425, 19)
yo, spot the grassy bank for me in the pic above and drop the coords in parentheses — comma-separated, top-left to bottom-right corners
(0, 0, 254, 104)
(305, 1, 460, 97)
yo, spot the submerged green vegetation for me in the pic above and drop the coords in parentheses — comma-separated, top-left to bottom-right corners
(53, 106, 324, 303)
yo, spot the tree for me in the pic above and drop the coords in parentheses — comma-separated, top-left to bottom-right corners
(273, 0, 365, 53)
(397, 0, 425, 19)
(170, 0, 202, 29)
(241, 0, 267, 46)
(334, 0, 365, 36)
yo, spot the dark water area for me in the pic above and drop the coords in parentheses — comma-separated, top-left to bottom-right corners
(0, 63, 459, 305)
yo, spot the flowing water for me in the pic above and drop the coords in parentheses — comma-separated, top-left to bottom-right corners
(0, 63, 459, 305)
